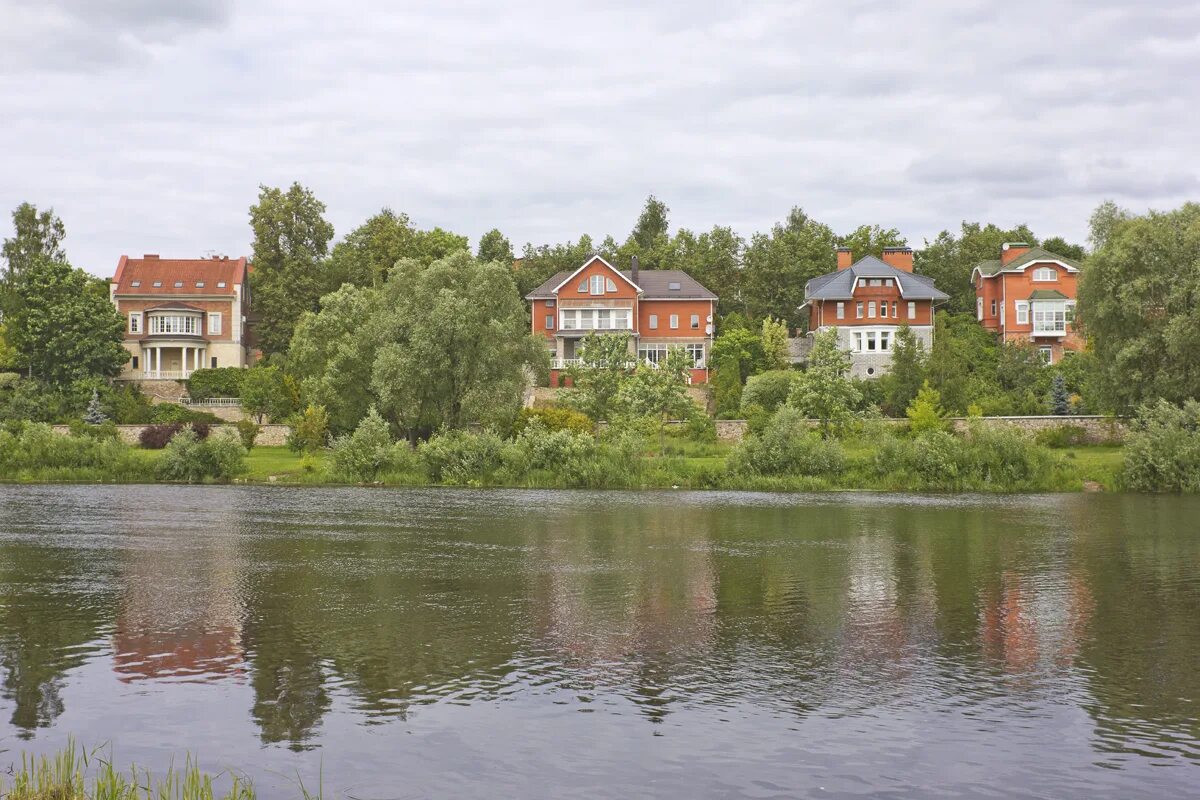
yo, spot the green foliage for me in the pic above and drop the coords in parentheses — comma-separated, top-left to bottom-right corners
(905, 381, 947, 434)
(1040, 236, 1087, 261)
(742, 207, 836, 328)
(248, 182, 336, 356)
(1034, 424, 1090, 448)
(1050, 374, 1070, 416)
(149, 403, 222, 425)
(730, 407, 845, 477)
(710, 354, 743, 418)
(837, 224, 907, 259)
(330, 407, 404, 482)
(515, 405, 593, 435)
(287, 405, 330, 454)
(235, 419, 261, 450)
(662, 226, 743, 316)
(789, 328, 860, 436)
(327, 208, 417, 289)
(476, 228, 514, 265)
(1, 202, 66, 284)
(417, 428, 506, 484)
(760, 316, 790, 371)
(1122, 400, 1200, 493)
(239, 365, 294, 423)
(709, 327, 767, 384)
(156, 427, 246, 483)
(5, 258, 127, 385)
(873, 425, 1059, 491)
(504, 421, 595, 474)
(914, 221, 1039, 314)
(740, 369, 799, 414)
(139, 423, 210, 449)
(925, 311, 1002, 413)
(186, 368, 245, 401)
(82, 390, 107, 425)
(0, 423, 153, 482)
(881, 323, 925, 415)
(615, 347, 696, 452)
(1078, 201, 1200, 412)
(564, 332, 634, 421)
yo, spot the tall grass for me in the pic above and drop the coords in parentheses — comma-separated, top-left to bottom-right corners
(0, 740, 257, 800)
(0, 424, 157, 483)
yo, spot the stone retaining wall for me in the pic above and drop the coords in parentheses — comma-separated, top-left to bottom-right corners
(52, 424, 291, 447)
(712, 415, 1127, 443)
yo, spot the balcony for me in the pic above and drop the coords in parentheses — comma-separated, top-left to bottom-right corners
(140, 370, 193, 380)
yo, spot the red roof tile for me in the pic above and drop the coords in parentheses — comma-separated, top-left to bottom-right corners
(112, 255, 248, 296)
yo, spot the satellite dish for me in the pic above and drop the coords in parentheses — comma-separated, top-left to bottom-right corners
(706, 315, 713, 323)
(705, 324, 713, 335)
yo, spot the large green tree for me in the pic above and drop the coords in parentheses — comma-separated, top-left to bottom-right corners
(881, 322, 926, 416)
(2, 203, 66, 283)
(248, 183, 336, 356)
(837, 224, 906, 259)
(914, 222, 1039, 314)
(6, 258, 127, 385)
(742, 208, 837, 328)
(789, 327, 860, 436)
(616, 346, 695, 453)
(1078, 202, 1200, 411)
(477, 228, 514, 265)
(666, 226, 744, 314)
(564, 333, 634, 421)
(327, 209, 416, 289)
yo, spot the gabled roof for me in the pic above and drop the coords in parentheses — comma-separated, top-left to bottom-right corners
(551, 255, 641, 294)
(972, 247, 1082, 279)
(143, 302, 205, 312)
(804, 255, 949, 301)
(1029, 289, 1070, 301)
(526, 262, 717, 300)
(112, 255, 248, 296)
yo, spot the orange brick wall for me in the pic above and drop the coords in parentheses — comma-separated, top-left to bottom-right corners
(115, 297, 238, 342)
(637, 299, 715, 336)
(814, 295, 932, 327)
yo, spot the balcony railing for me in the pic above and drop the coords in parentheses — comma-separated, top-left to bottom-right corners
(181, 397, 242, 407)
(551, 357, 706, 371)
(141, 370, 193, 380)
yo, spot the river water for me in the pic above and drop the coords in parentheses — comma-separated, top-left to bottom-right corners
(0, 486, 1197, 798)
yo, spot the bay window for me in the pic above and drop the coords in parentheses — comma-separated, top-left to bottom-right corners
(1032, 302, 1067, 334)
(148, 314, 200, 335)
(850, 328, 896, 353)
(559, 307, 633, 332)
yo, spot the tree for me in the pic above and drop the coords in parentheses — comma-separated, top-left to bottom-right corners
(789, 327, 860, 436)
(925, 311, 1002, 414)
(882, 323, 926, 416)
(630, 195, 669, 252)
(914, 221, 1039, 314)
(1050, 373, 1070, 416)
(248, 183, 336, 356)
(6, 258, 127, 385)
(742, 208, 837, 328)
(240, 365, 294, 424)
(476, 228, 514, 265)
(1087, 200, 1133, 252)
(616, 346, 694, 453)
(666, 226, 743, 315)
(837, 224, 906, 259)
(906, 381, 947, 434)
(1077, 202, 1200, 411)
(2, 203, 66, 284)
(412, 227, 469, 264)
(83, 389, 108, 425)
(1040, 236, 1087, 262)
(711, 354, 744, 419)
(709, 327, 767, 384)
(327, 209, 416, 289)
(564, 333, 634, 421)
(760, 316, 790, 371)
(368, 252, 546, 436)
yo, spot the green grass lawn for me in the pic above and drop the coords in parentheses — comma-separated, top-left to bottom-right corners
(1060, 445, 1124, 487)
(243, 446, 324, 481)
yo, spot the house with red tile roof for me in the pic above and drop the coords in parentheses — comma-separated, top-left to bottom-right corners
(525, 255, 717, 386)
(971, 243, 1082, 364)
(109, 254, 252, 381)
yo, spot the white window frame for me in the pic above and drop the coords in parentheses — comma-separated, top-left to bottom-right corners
(649, 314, 658, 330)
(690, 314, 700, 329)
(1038, 346, 1053, 364)
(1015, 301, 1029, 325)
(544, 314, 554, 330)
(558, 307, 632, 332)
(207, 312, 222, 335)
(977, 297, 983, 321)
(990, 299, 998, 317)
(1065, 301, 1076, 324)
(856, 302, 864, 319)
(868, 301, 876, 318)
(1032, 267, 1056, 282)
(880, 302, 888, 319)
(836, 302, 845, 320)
(148, 314, 200, 335)
(605, 278, 617, 292)
(589, 275, 605, 295)
(685, 343, 705, 368)
(129, 312, 141, 334)
(669, 314, 679, 330)
(907, 301, 916, 319)
(1032, 301, 1068, 335)
(850, 328, 897, 353)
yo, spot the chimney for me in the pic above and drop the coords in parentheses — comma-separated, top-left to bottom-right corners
(631, 255, 640, 285)
(836, 247, 853, 270)
(143, 254, 159, 260)
(1000, 242, 1031, 265)
(881, 246, 914, 272)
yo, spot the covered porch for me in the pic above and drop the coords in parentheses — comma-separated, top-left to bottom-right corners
(140, 342, 210, 380)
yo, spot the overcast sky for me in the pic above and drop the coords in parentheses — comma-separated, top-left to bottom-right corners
(2, 0, 1197, 275)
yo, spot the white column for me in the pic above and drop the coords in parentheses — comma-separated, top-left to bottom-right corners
(155, 347, 161, 378)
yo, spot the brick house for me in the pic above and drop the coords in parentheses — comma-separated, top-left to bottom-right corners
(801, 247, 949, 378)
(109, 254, 252, 382)
(971, 243, 1081, 364)
(525, 255, 717, 386)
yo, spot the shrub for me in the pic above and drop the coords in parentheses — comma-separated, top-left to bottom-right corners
(730, 407, 845, 477)
(0, 423, 154, 482)
(962, 422, 1057, 486)
(1034, 424, 1090, 448)
(874, 425, 1059, 491)
(149, 403, 222, 425)
(186, 367, 246, 401)
(905, 381, 947, 435)
(740, 370, 799, 415)
(1122, 400, 1200, 493)
(418, 429, 505, 484)
(330, 408, 398, 482)
(156, 427, 246, 483)
(506, 421, 595, 473)
(515, 405, 593, 435)
(139, 422, 211, 449)
(235, 419, 260, 450)
(287, 404, 330, 454)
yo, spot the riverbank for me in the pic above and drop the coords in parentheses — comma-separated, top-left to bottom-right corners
(0, 443, 1127, 492)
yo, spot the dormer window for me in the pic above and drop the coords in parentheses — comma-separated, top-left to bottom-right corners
(668, 282, 681, 291)
(131, 280, 141, 287)
(196, 281, 205, 288)
(217, 281, 226, 288)
(152, 281, 162, 287)
(173, 281, 183, 288)
(589, 275, 605, 295)
(1033, 267, 1056, 282)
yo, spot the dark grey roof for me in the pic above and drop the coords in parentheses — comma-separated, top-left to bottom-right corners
(804, 256, 949, 301)
(526, 268, 717, 300)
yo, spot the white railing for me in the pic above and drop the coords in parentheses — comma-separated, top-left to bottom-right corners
(141, 370, 192, 380)
(182, 397, 242, 407)
(551, 358, 581, 369)
(551, 358, 706, 370)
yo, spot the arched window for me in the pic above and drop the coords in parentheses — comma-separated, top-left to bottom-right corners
(1032, 267, 1056, 282)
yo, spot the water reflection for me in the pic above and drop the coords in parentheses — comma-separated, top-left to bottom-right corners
(0, 487, 1198, 795)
